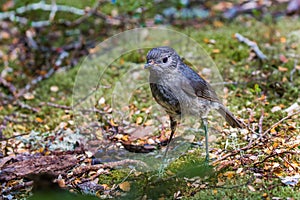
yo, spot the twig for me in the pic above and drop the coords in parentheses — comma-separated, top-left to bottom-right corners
(290, 59, 298, 83)
(235, 33, 267, 60)
(4, 116, 28, 124)
(258, 109, 264, 137)
(40, 102, 71, 110)
(49, 0, 57, 21)
(0, 132, 30, 141)
(280, 156, 297, 171)
(0, 77, 17, 96)
(253, 150, 299, 166)
(210, 81, 239, 86)
(16, 100, 40, 112)
(261, 109, 300, 137)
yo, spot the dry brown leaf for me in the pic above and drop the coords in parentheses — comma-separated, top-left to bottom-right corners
(119, 181, 131, 192)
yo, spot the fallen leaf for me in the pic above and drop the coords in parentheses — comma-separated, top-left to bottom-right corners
(280, 37, 286, 43)
(50, 85, 59, 92)
(249, 155, 258, 161)
(213, 20, 223, 27)
(212, 49, 220, 53)
(271, 106, 282, 113)
(280, 174, 300, 186)
(98, 97, 105, 105)
(110, 119, 118, 126)
(23, 92, 35, 100)
(2, 0, 14, 11)
(224, 171, 235, 179)
(236, 168, 243, 174)
(278, 66, 288, 72)
(279, 55, 288, 63)
(35, 117, 43, 123)
(119, 181, 130, 192)
(136, 116, 143, 125)
(247, 185, 256, 192)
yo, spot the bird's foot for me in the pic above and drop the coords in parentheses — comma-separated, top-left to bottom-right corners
(205, 154, 210, 164)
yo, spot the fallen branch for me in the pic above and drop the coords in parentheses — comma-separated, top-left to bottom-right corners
(235, 33, 267, 60)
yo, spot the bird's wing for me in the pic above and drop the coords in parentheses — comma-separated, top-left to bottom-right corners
(179, 67, 221, 103)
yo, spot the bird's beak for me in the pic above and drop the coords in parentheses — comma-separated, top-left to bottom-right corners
(144, 60, 154, 69)
(144, 63, 151, 69)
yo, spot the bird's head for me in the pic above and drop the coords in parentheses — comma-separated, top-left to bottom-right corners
(145, 46, 180, 73)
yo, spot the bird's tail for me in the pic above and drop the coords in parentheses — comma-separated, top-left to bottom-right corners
(217, 105, 243, 128)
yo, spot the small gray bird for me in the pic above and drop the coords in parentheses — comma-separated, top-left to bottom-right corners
(145, 46, 243, 161)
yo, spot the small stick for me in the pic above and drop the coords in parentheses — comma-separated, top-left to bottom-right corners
(235, 33, 267, 60)
(258, 109, 264, 137)
(290, 59, 298, 83)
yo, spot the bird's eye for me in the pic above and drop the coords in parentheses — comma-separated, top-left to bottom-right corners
(162, 57, 168, 63)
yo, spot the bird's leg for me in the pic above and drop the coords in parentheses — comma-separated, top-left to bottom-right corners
(159, 116, 177, 176)
(163, 116, 177, 160)
(201, 117, 209, 162)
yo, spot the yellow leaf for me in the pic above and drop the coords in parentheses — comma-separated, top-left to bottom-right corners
(15, 124, 26, 131)
(213, 20, 223, 27)
(35, 117, 43, 123)
(119, 58, 124, 65)
(273, 142, 279, 148)
(280, 37, 286, 43)
(262, 193, 268, 198)
(136, 116, 143, 125)
(203, 38, 209, 43)
(223, 171, 235, 179)
(119, 181, 130, 192)
(110, 119, 118, 126)
(212, 49, 220, 53)
(144, 119, 153, 126)
(278, 66, 288, 72)
(270, 127, 277, 134)
(122, 135, 129, 141)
